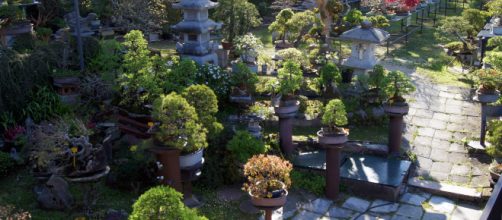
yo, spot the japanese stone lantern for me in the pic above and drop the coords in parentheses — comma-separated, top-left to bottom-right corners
(340, 21, 389, 76)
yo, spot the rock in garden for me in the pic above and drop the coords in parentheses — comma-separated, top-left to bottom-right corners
(35, 175, 74, 210)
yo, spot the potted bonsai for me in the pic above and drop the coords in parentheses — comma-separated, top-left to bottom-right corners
(151, 93, 208, 169)
(473, 69, 501, 103)
(383, 70, 416, 115)
(243, 154, 292, 208)
(273, 61, 303, 117)
(487, 120, 502, 183)
(258, 53, 273, 75)
(365, 65, 387, 104)
(319, 62, 342, 99)
(230, 62, 259, 104)
(233, 33, 263, 64)
(317, 99, 349, 145)
(130, 186, 206, 220)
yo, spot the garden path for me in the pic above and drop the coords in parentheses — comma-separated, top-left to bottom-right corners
(381, 60, 491, 189)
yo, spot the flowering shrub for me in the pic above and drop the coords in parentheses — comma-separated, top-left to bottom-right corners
(195, 64, 231, 99)
(243, 154, 292, 198)
(474, 69, 502, 93)
(233, 33, 264, 58)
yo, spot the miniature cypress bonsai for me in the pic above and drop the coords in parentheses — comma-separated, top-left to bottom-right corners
(130, 186, 207, 220)
(182, 85, 223, 140)
(320, 99, 348, 135)
(277, 61, 303, 104)
(151, 93, 207, 154)
(474, 69, 502, 94)
(383, 70, 415, 105)
(230, 62, 259, 97)
(319, 62, 342, 91)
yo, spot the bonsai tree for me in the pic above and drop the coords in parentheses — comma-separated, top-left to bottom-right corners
(321, 99, 348, 134)
(343, 9, 364, 26)
(213, 0, 261, 44)
(365, 65, 387, 103)
(277, 61, 304, 101)
(233, 33, 264, 60)
(383, 70, 416, 104)
(166, 59, 198, 93)
(474, 69, 502, 94)
(231, 62, 259, 96)
(486, 37, 502, 71)
(269, 8, 295, 44)
(368, 15, 390, 28)
(243, 154, 292, 198)
(285, 10, 317, 46)
(182, 85, 223, 140)
(319, 62, 342, 88)
(130, 186, 207, 220)
(486, 0, 502, 18)
(487, 120, 502, 158)
(277, 48, 309, 68)
(151, 93, 207, 154)
(226, 131, 268, 163)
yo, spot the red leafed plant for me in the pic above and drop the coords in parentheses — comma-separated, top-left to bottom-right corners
(4, 126, 25, 142)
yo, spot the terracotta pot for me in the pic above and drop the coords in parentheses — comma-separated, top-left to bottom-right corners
(221, 41, 233, 50)
(383, 102, 409, 115)
(317, 129, 349, 146)
(475, 89, 500, 103)
(274, 100, 300, 118)
(179, 149, 204, 169)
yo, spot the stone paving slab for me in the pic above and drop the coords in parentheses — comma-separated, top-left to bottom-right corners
(407, 177, 482, 201)
(400, 193, 428, 206)
(342, 197, 371, 213)
(428, 196, 456, 213)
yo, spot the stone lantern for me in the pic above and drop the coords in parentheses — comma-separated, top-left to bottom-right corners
(340, 21, 389, 76)
(173, 0, 222, 65)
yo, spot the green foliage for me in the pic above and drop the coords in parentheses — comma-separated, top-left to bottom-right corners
(290, 171, 325, 196)
(322, 99, 348, 129)
(486, 0, 502, 16)
(213, 0, 262, 43)
(368, 15, 390, 28)
(0, 5, 22, 26)
(12, 34, 36, 53)
(343, 9, 364, 25)
(182, 85, 223, 139)
(277, 48, 309, 67)
(488, 36, 502, 51)
(152, 93, 207, 153)
(278, 61, 303, 96)
(226, 131, 268, 163)
(368, 65, 387, 89)
(319, 62, 341, 87)
(0, 152, 15, 177)
(88, 39, 123, 77)
(461, 9, 490, 33)
(234, 33, 264, 57)
(444, 41, 466, 52)
(384, 70, 416, 103)
(130, 186, 207, 220)
(268, 8, 294, 42)
(35, 27, 52, 42)
(23, 87, 70, 123)
(487, 120, 502, 157)
(231, 62, 259, 92)
(110, 144, 156, 191)
(474, 69, 502, 91)
(166, 59, 198, 93)
(195, 64, 232, 100)
(485, 51, 502, 71)
(439, 16, 475, 39)
(286, 10, 317, 43)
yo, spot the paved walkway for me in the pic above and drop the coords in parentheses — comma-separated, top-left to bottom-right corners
(382, 61, 491, 189)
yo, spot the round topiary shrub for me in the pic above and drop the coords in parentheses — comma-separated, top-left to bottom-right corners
(0, 151, 15, 177)
(152, 93, 207, 153)
(226, 131, 268, 163)
(182, 85, 223, 139)
(321, 99, 348, 133)
(130, 186, 207, 220)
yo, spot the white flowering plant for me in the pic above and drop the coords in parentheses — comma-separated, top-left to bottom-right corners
(195, 64, 232, 100)
(234, 33, 264, 58)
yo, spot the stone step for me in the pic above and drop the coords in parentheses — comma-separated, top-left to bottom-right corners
(407, 177, 483, 202)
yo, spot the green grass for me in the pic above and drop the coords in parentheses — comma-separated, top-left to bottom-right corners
(194, 186, 258, 220)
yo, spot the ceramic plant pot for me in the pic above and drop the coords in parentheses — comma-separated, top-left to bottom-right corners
(249, 181, 288, 208)
(179, 149, 204, 169)
(317, 129, 349, 146)
(383, 102, 410, 115)
(475, 89, 500, 103)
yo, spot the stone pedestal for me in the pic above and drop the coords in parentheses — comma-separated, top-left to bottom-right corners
(151, 148, 183, 192)
(384, 103, 409, 156)
(274, 101, 300, 156)
(216, 47, 229, 68)
(181, 159, 204, 208)
(468, 90, 501, 149)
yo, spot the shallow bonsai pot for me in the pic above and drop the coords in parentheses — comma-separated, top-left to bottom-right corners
(489, 164, 501, 182)
(4, 23, 33, 35)
(317, 130, 348, 146)
(230, 94, 254, 105)
(475, 89, 500, 103)
(180, 149, 204, 169)
(383, 102, 409, 115)
(249, 181, 288, 208)
(274, 100, 300, 118)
